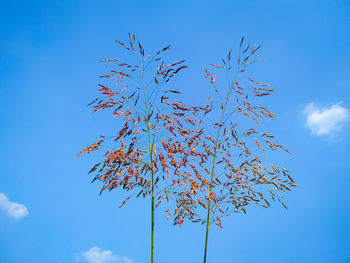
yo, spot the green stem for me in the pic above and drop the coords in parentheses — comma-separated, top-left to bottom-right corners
(141, 58, 155, 263)
(203, 70, 239, 263)
(151, 177, 155, 263)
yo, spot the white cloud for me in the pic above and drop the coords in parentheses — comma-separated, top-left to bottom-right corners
(304, 102, 349, 136)
(0, 193, 29, 219)
(81, 247, 132, 263)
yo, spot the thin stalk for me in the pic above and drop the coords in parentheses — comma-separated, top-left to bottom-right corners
(203, 69, 239, 263)
(141, 58, 155, 263)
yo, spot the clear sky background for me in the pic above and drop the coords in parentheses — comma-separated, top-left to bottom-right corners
(1, 0, 350, 263)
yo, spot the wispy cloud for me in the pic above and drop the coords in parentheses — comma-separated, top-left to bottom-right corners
(80, 247, 132, 263)
(304, 102, 349, 136)
(0, 192, 29, 219)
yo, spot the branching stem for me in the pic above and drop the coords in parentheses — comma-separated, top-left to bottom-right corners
(141, 58, 155, 263)
(203, 68, 239, 263)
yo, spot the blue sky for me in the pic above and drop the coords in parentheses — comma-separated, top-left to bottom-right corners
(1, 0, 350, 262)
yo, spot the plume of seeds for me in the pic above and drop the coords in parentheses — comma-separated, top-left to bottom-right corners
(78, 34, 205, 263)
(168, 38, 296, 262)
